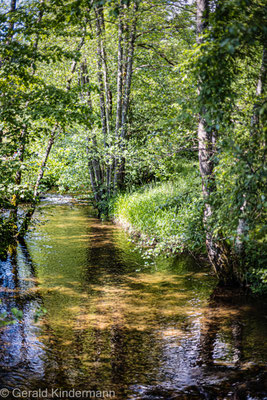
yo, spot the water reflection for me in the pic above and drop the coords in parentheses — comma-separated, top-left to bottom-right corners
(0, 205, 266, 399)
(0, 241, 45, 388)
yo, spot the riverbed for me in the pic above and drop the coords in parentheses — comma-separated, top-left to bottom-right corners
(0, 202, 266, 399)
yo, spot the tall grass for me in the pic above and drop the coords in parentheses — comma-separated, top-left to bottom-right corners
(112, 172, 205, 256)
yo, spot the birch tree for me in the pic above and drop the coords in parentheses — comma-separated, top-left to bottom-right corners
(196, 0, 234, 283)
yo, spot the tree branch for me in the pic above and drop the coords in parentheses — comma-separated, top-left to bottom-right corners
(137, 43, 175, 66)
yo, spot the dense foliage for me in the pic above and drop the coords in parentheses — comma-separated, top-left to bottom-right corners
(0, 0, 266, 291)
(112, 161, 205, 256)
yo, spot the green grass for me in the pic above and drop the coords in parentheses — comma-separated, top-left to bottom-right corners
(112, 171, 205, 256)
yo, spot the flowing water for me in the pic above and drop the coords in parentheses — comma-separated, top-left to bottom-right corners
(0, 201, 266, 399)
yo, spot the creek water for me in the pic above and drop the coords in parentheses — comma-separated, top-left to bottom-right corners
(0, 202, 266, 399)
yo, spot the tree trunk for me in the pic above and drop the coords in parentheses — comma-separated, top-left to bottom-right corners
(114, 1, 138, 191)
(33, 127, 57, 199)
(95, 7, 113, 195)
(113, 4, 124, 191)
(19, 31, 87, 237)
(80, 60, 104, 210)
(6, 0, 19, 225)
(66, 27, 86, 91)
(9, 5, 44, 229)
(120, 2, 137, 138)
(96, 7, 112, 131)
(9, 127, 27, 228)
(18, 126, 57, 238)
(95, 9, 107, 148)
(197, 0, 234, 284)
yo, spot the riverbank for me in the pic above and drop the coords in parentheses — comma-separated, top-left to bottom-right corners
(111, 180, 267, 294)
(112, 175, 205, 258)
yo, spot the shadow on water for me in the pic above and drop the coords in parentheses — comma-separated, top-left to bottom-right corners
(0, 204, 266, 399)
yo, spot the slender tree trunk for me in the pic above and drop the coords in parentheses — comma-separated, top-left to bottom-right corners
(9, 4, 44, 229)
(13, 128, 26, 190)
(80, 93, 101, 204)
(18, 126, 57, 238)
(0, 1, 17, 146)
(95, 7, 113, 195)
(9, 127, 27, 226)
(5, 0, 19, 231)
(80, 60, 103, 210)
(19, 30, 87, 237)
(114, 1, 138, 192)
(95, 9, 107, 148)
(88, 159, 99, 204)
(34, 127, 57, 199)
(197, 0, 216, 261)
(66, 27, 86, 91)
(120, 3, 138, 140)
(197, 0, 234, 284)
(113, 5, 124, 191)
(97, 7, 112, 131)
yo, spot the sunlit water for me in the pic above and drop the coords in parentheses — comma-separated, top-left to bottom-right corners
(0, 202, 266, 399)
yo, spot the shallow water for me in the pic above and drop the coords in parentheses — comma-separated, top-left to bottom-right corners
(0, 204, 266, 399)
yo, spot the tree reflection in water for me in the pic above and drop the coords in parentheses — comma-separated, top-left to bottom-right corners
(0, 241, 45, 387)
(0, 205, 266, 400)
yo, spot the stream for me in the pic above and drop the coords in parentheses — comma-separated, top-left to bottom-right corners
(0, 200, 266, 399)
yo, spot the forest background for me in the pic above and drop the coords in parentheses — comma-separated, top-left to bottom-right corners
(0, 0, 266, 292)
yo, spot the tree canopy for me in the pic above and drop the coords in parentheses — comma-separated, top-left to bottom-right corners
(0, 0, 266, 290)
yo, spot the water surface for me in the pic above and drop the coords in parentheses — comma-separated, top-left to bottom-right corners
(0, 204, 266, 399)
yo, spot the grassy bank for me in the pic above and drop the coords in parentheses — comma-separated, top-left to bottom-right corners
(112, 173, 205, 257)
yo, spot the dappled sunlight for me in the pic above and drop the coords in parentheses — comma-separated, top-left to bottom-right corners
(0, 205, 266, 399)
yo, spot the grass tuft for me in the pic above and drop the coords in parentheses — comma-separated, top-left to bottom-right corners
(112, 171, 205, 256)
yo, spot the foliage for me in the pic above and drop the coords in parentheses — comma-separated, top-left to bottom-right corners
(0, 0, 266, 291)
(182, 0, 267, 286)
(247, 268, 267, 295)
(112, 161, 205, 256)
